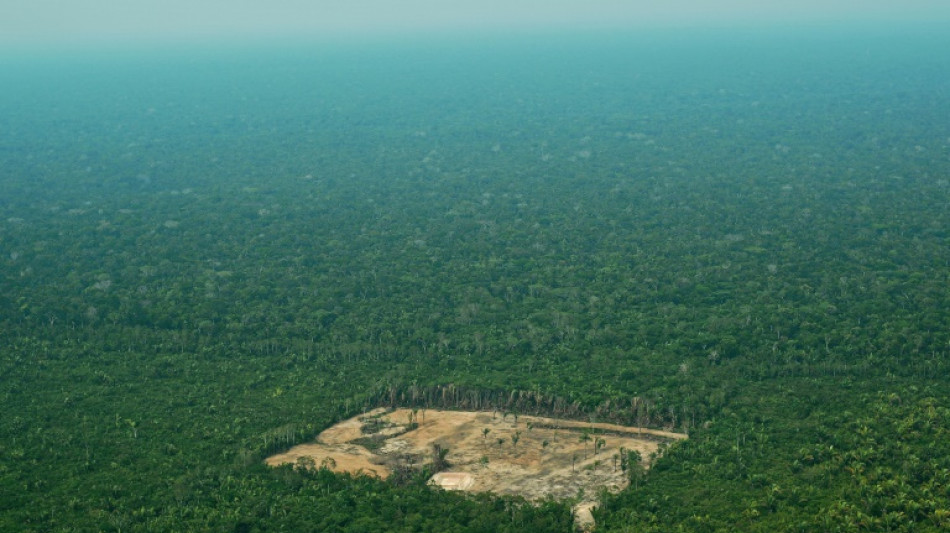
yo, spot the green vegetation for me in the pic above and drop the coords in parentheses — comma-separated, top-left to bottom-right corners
(1, 30, 950, 531)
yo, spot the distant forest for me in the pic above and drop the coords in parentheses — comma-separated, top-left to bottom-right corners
(2, 31, 950, 531)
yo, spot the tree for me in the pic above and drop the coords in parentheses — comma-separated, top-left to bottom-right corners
(625, 450, 644, 489)
(320, 457, 337, 471)
(579, 431, 592, 459)
(295, 456, 316, 471)
(432, 443, 450, 471)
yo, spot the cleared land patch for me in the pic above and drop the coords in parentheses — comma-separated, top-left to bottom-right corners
(266, 408, 686, 526)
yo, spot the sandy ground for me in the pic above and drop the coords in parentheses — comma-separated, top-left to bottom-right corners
(574, 502, 598, 531)
(266, 408, 686, 530)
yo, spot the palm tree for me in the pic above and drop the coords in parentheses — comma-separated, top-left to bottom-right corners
(579, 431, 592, 459)
(432, 443, 450, 471)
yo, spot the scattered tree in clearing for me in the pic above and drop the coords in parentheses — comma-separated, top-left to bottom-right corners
(432, 443, 450, 472)
(594, 437, 606, 455)
(295, 456, 316, 471)
(579, 431, 592, 459)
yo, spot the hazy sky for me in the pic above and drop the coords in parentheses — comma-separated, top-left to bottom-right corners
(3, 0, 950, 46)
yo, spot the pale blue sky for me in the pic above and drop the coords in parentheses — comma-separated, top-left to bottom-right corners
(3, 0, 949, 46)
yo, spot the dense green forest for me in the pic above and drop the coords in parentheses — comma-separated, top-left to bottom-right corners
(2, 30, 950, 531)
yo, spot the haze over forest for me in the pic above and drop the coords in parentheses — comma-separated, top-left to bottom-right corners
(2, 1, 950, 532)
(3, 0, 950, 46)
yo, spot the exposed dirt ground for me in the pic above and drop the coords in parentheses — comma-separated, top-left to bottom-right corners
(266, 408, 687, 529)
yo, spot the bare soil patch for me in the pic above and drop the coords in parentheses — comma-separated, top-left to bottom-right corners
(266, 408, 686, 529)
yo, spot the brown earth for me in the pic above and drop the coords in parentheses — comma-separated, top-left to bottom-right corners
(266, 408, 687, 530)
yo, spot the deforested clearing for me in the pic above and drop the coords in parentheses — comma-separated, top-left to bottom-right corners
(267, 408, 686, 515)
